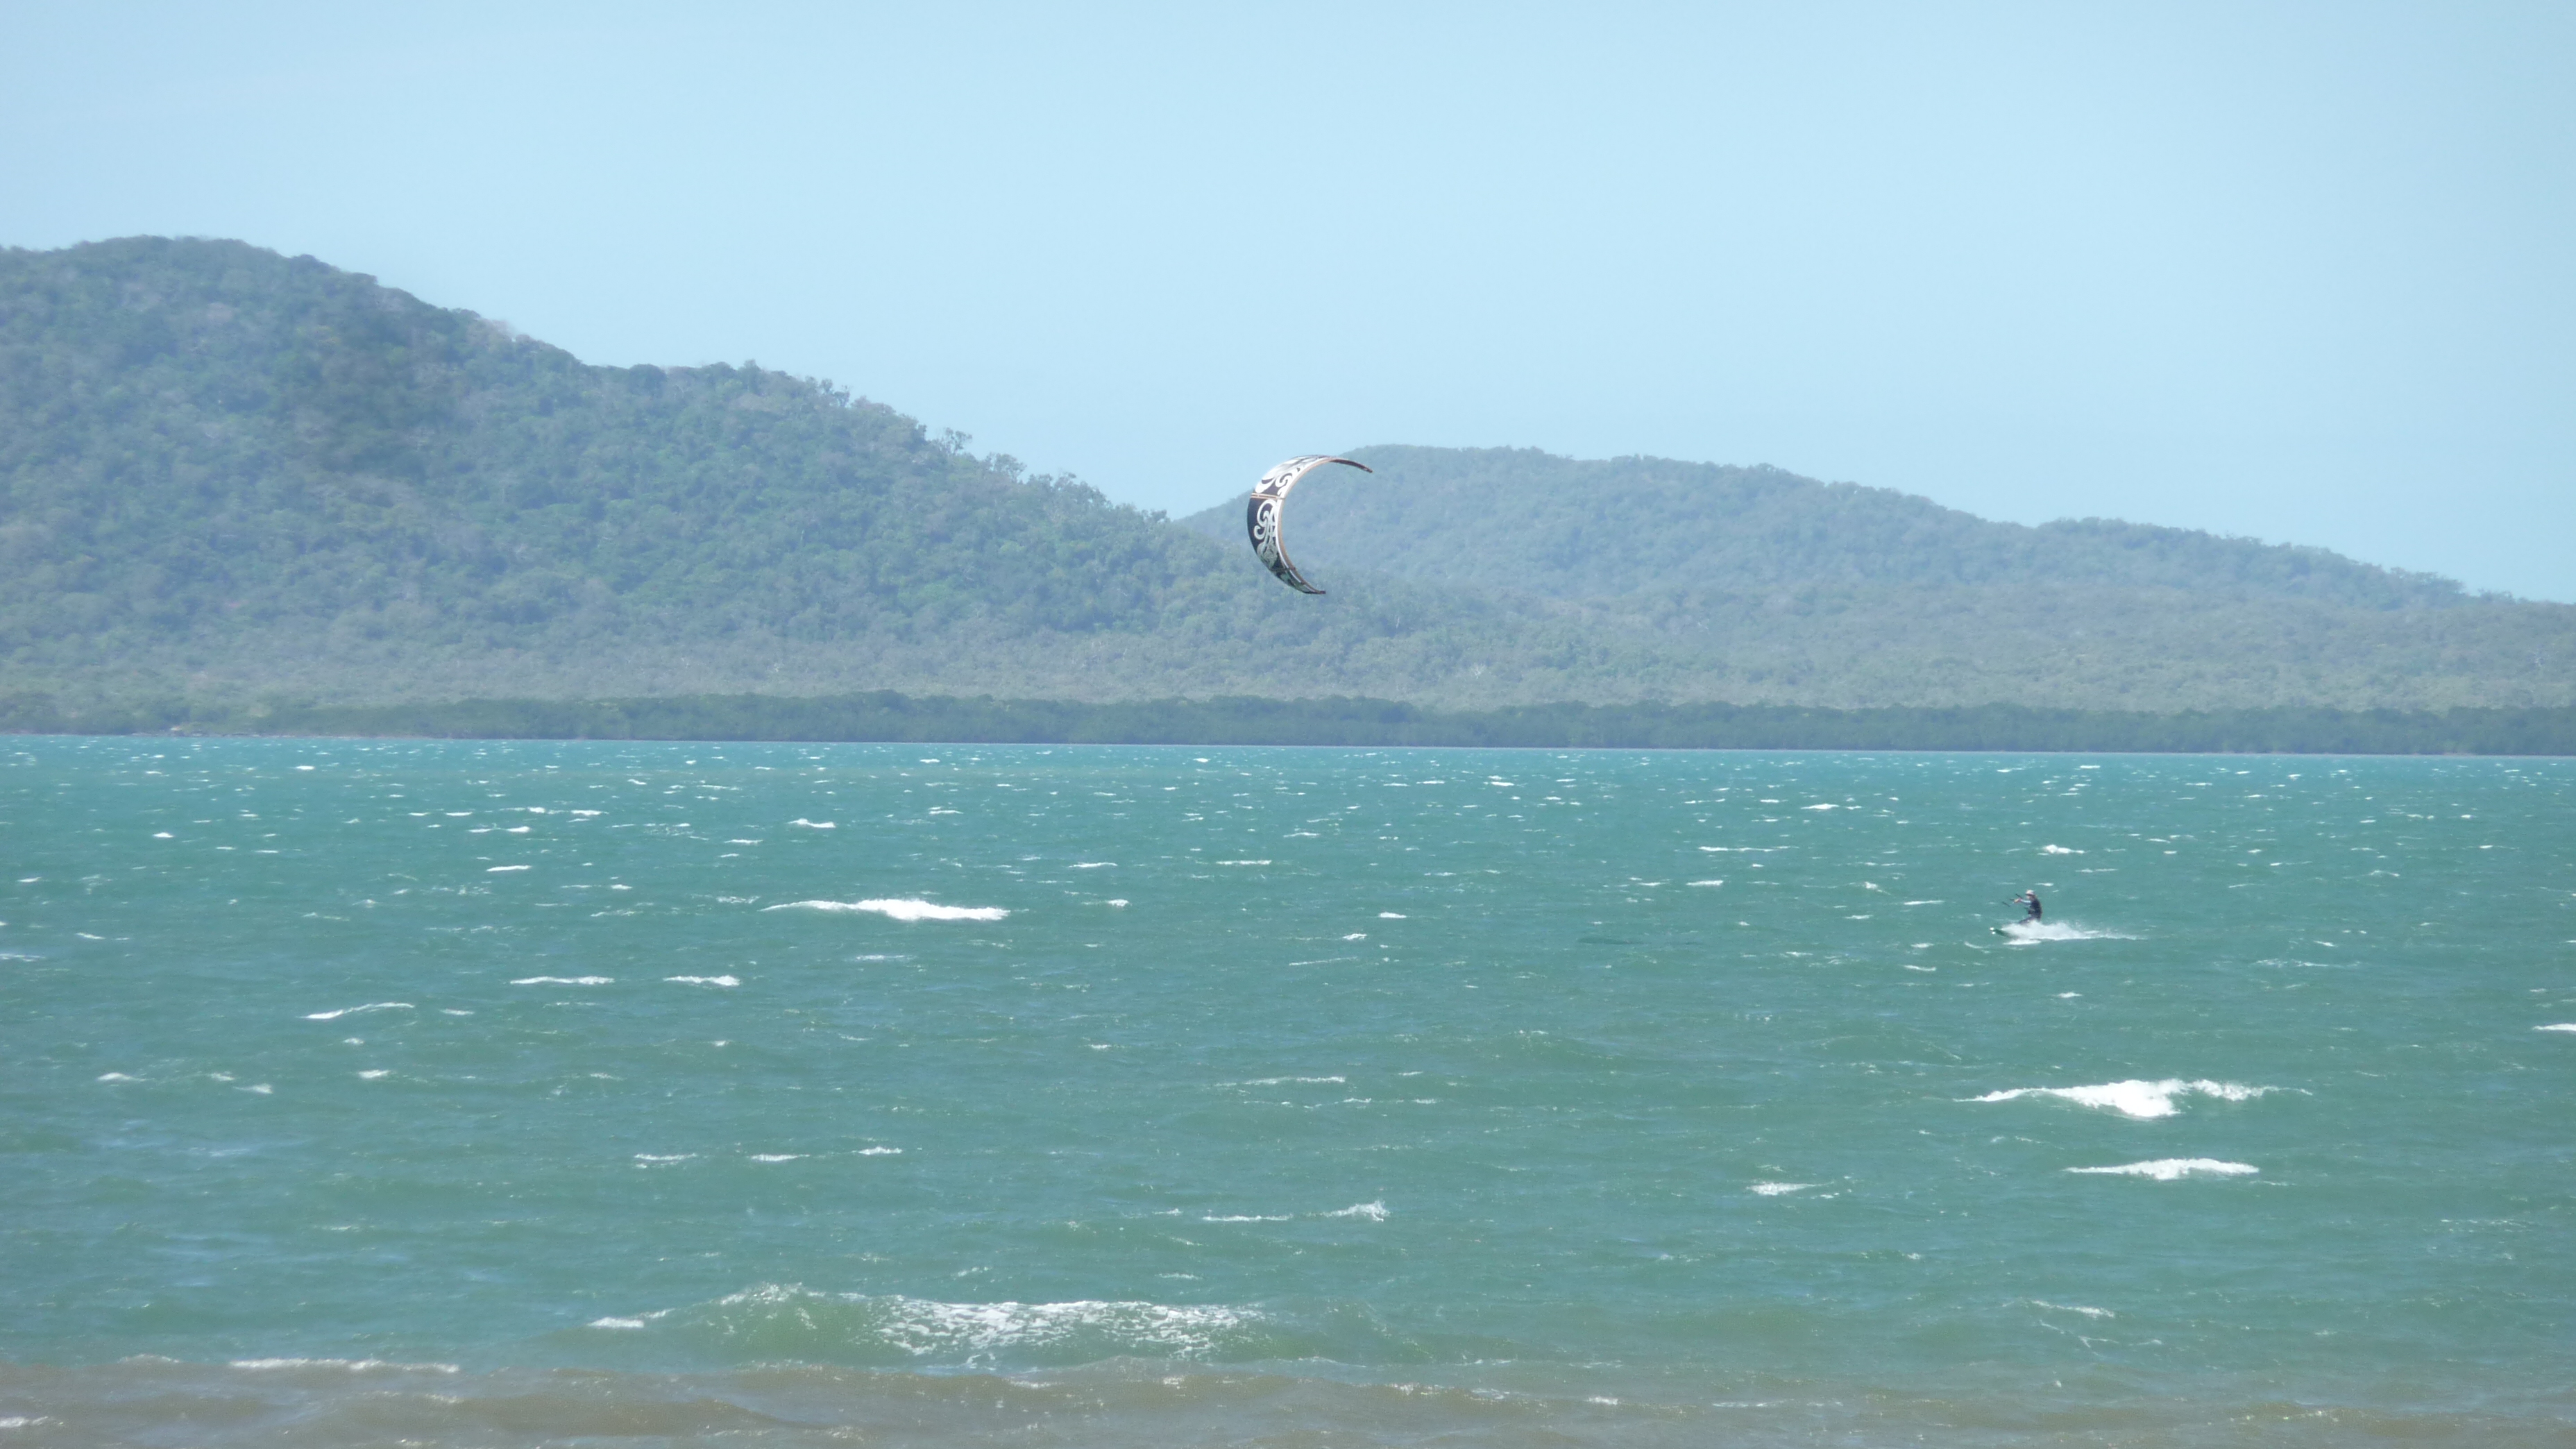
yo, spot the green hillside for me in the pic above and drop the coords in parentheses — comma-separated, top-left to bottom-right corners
(4, 236, 2572, 720)
(1178, 445, 2466, 607)
(0, 237, 1597, 709)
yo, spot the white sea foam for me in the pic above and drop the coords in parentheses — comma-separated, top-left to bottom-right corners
(1215, 860, 1272, 866)
(1379, 912, 1406, 919)
(634, 1153, 695, 1165)
(858, 1146, 903, 1155)
(486, 865, 531, 872)
(2536, 1024, 2576, 1033)
(2067, 1158, 2258, 1180)
(228, 1357, 461, 1373)
(765, 899, 1009, 922)
(1071, 861, 1115, 869)
(1994, 922, 2132, 944)
(666, 975, 740, 987)
(2028, 1300, 2115, 1318)
(96, 1072, 139, 1082)
(1325, 1200, 1389, 1220)
(511, 976, 613, 985)
(1969, 1079, 2273, 1119)
(1202, 1214, 1294, 1222)
(588, 1316, 650, 1329)
(303, 1002, 414, 1021)
(1104, 899, 1128, 907)
(2042, 844, 2083, 854)
(357, 1069, 390, 1079)
(1749, 1182, 1815, 1195)
(788, 818, 836, 829)
(748, 1153, 806, 1163)
(1688, 879, 1725, 887)
(721, 1287, 1256, 1360)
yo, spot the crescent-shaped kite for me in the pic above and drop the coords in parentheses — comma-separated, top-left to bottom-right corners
(1245, 455, 1373, 594)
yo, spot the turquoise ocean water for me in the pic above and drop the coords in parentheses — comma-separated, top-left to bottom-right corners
(1, 738, 2570, 1446)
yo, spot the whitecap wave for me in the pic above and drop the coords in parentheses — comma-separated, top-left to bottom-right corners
(226, 1358, 461, 1373)
(511, 976, 613, 985)
(765, 899, 1009, 922)
(303, 1002, 414, 1021)
(2027, 1300, 2114, 1318)
(2067, 1158, 2257, 1180)
(1323, 1201, 1389, 1220)
(706, 1286, 1259, 1363)
(1748, 1182, 1815, 1196)
(665, 975, 740, 987)
(2536, 1024, 2576, 1033)
(1969, 1079, 2272, 1120)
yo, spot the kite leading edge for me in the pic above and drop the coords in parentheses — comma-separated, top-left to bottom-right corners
(1246, 455, 1372, 595)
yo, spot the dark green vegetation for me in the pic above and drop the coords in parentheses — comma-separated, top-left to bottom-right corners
(6, 236, 2573, 743)
(8, 689, 2570, 756)
(1183, 446, 2468, 607)
(1180, 448, 2576, 714)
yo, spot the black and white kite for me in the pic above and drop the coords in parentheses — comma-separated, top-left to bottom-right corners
(1245, 455, 1372, 594)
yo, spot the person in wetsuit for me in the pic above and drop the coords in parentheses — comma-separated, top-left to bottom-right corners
(2013, 890, 2043, 923)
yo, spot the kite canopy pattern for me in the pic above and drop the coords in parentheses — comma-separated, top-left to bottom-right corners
(1245, 455, 1373, 594)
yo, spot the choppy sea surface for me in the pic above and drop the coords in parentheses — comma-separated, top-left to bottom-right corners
(2, 738, 2572, 1447)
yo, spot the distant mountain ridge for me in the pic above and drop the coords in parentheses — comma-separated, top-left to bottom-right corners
(3, 236, 2570, 717)
(1179, 446, 2467, 610)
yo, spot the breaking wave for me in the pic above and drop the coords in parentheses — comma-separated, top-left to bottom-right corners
(564, 1285, 1422, 1369)
(2066, 1159, 2258, 1180)
(765, 899, 1010, 922)
(1969, 1079, 2273, 1120)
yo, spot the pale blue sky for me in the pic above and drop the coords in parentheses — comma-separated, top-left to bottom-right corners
(7, 1, 2570, 599)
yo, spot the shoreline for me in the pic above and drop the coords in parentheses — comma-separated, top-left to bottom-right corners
(6, 692, 2573, 755)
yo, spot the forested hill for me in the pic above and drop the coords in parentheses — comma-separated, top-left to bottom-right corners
(1178, 446, 2467, 609)
(4, 237, 2573, 720)
(0, 237, 1559, 709)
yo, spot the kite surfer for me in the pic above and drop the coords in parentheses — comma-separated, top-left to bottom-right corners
(2012, 890, 2042, 924)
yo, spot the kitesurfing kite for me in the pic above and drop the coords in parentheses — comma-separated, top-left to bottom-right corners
(1246, 455, 1372, 594)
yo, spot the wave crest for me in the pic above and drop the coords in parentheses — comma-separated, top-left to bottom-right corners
(569, 1285, 1427, 1369)
(1969, 1079, 2273, 1120)
(765, 899, 1009, 922)
(2067, 1159, 2258, 1180)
